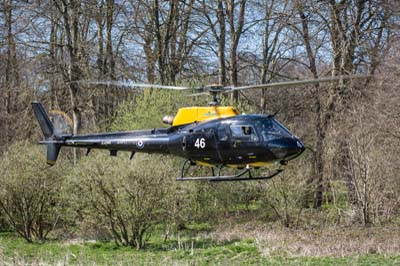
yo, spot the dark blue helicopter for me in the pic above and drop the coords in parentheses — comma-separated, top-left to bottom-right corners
(32, 76, 364, 181)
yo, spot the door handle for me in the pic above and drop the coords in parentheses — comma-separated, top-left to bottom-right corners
(182, 136, 186, 151)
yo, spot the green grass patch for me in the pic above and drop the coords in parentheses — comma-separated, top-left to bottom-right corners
(185, 222, 213, 233)
(0, 232, 399, 265)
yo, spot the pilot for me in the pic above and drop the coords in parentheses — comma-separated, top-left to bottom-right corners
(243, 126, 251, 135)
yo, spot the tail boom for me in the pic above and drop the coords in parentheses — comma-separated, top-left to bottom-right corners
(32, 101, 172, 164)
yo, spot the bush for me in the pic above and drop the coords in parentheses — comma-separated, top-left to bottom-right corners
(0, 141, 69, 242)
(69, 152, 175, 249)
(259, 158, 312, 228)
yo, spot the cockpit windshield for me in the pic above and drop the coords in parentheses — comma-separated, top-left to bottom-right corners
(256, 118, 292, 141)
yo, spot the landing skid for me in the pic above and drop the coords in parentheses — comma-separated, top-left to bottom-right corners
(176, 159, 284, 182)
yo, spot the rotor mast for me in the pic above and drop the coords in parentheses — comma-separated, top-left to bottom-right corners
(207, 84, 225, 106)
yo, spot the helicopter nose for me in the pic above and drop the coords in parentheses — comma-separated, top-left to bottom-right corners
(267, 137, 305, 160)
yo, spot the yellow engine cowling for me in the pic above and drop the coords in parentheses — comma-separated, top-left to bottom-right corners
(172, 106, 239, 126)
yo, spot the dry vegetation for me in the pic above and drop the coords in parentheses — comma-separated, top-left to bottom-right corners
(213, 223, 400, 257)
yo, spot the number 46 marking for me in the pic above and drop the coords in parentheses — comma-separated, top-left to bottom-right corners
(194, 138, 206, 149)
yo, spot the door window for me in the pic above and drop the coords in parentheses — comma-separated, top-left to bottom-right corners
(230, 125, 258, 141)
(217, 125, 228, 141)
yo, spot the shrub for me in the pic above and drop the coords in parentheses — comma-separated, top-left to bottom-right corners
(69, 152, 174, 249)
(0, 141, 69, 242)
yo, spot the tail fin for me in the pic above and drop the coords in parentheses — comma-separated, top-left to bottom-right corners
(32, 101, 54, 138)
(32, 102, 61, 166)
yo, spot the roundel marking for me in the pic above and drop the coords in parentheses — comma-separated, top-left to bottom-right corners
(136, 139, 144, 149)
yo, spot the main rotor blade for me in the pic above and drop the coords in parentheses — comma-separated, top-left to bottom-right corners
(229, 75, 370, 91)
(187, 92, 209, 97)
(76, 80, 192, 90)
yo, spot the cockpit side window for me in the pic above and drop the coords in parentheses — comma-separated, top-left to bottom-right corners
(257, 118, 292, 141)
(230, 124, 259, 141)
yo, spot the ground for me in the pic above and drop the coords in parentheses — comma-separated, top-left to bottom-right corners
(0, 224, 399, 265)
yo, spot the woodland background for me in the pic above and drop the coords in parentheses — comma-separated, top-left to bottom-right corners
(0, 0, 399, 261)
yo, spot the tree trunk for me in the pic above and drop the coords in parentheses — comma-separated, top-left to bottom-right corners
(106, 0, 115, 80)
(56, 0, 83, 162)
(217, 0, 226, 85)
(297, 9, 324, 208)
(4, 0, 18, 144)
(144, 37, 156, 83)
(226, 0, 246, 103)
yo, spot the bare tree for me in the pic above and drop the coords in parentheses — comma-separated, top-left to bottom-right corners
(260, 0, 292, 113)
(126, 0, 198, 84)
(226, 0, 246, 102)
(290, 0, 398, 208)
(202, 0, 227, 85)
(2, 0, 19, 145)
(323, 0, 396, 208)
(53, 0, 82, 139)
(291, 1, 326, 208)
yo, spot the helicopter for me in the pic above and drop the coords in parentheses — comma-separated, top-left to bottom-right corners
(32, 75, 366, 181)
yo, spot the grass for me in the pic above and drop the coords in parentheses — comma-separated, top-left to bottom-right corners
(0, 226, 399, 265)
(1, 233, 258, 265)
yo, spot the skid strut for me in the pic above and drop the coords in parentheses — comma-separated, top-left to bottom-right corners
(177, 159, 284, 182)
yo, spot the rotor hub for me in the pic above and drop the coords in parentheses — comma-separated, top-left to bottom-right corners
(204, 85, 226, 105)
(206, 84, 225, 92)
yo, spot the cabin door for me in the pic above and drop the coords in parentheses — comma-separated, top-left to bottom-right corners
(185, 129, 218, 163)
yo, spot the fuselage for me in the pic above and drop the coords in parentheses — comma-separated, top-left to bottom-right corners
(58, 115, 305, 168)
